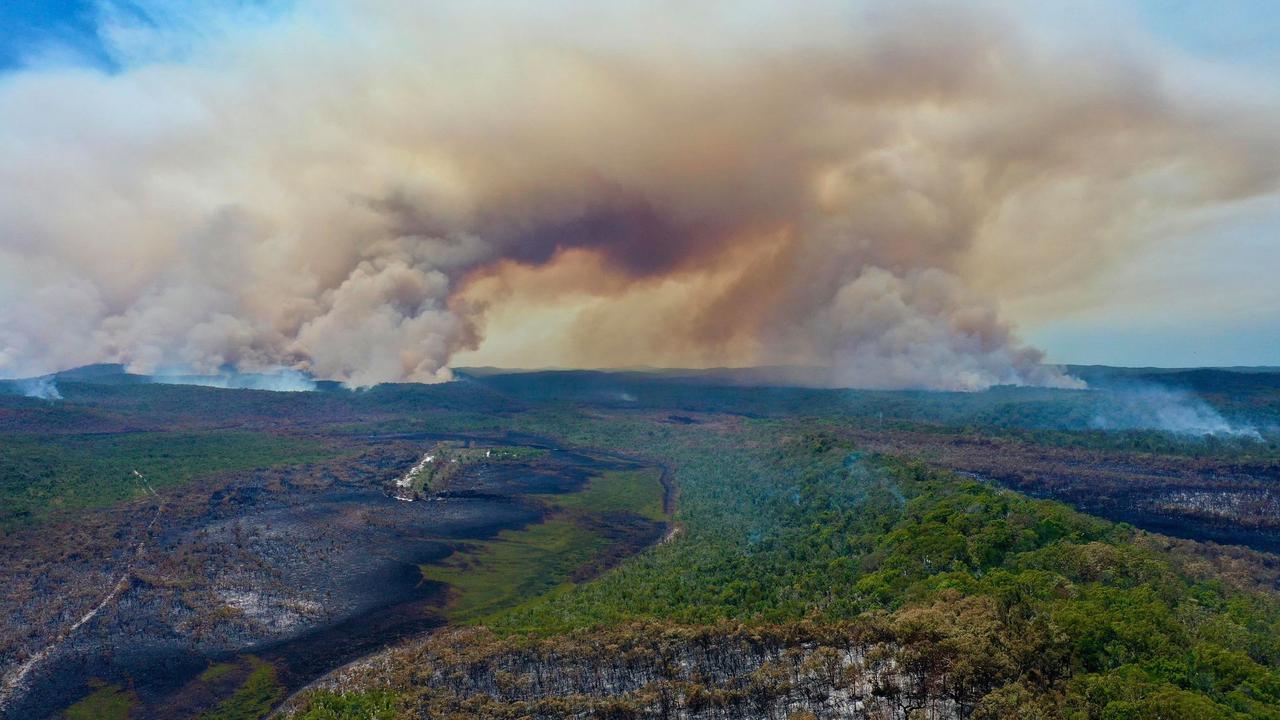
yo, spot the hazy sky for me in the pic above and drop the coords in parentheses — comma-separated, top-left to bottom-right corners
(0, 1, 1277, 382)
(1019, 0, 1280, 366)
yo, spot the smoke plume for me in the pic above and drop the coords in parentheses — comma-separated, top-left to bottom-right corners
(151, 367, 317, 392)
(1, 1, 1277, 387)
(1091, 385, 1261, 439)
(14, 376, 62, 401)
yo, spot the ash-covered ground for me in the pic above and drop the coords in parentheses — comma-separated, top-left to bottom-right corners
(2, 432, 652, 719)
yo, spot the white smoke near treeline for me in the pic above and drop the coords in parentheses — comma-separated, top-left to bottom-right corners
(14, 376, 62, 401)
(150, 367, 317, 392)
(1, 1, 1277, 388)
(1091, 385, 1261, 439)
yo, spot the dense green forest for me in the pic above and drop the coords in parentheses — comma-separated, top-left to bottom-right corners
(293, 415, 1280, 718)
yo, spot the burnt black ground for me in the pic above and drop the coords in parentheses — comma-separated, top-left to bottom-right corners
(8, 433, 655, 720)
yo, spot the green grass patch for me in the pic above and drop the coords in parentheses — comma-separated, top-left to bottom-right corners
(198, 661, 237, 684)
(421, 519, 608, 623)
(63, 682, 138, 720)
(541, 468, 667, 521)
(292, 690, 399, 720)
(420, 467, 667, 623)
(198, 656, 283, 720)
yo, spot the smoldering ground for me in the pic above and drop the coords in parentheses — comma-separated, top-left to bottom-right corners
(1, 1, 1277, 388)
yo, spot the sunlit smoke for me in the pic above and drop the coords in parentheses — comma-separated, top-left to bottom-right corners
(1, 1, 1277, 388)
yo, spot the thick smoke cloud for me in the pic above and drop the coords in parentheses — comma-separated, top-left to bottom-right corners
(806, 268, 1071, 391)
(1, 1, 1277, 387)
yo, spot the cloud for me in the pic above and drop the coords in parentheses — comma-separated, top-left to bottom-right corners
(1, 1, 1277, 387)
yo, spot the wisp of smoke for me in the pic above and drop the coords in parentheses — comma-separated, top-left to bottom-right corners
(150, 367, 316, 392)
(0, 2, 1277, 388)
(15, 376, 62, 401)
(1091, 385, 1260, 439)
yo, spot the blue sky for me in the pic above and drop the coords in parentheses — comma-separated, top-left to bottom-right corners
(0, 0, 287, 71)
(5, 1, 1280, 74)
(1138, 0, 1280, 71)
(0, 0, 115, 70)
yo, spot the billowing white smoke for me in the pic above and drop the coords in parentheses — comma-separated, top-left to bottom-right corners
(290, 237, 490, 387)
(1091, 385, 1260, 438)
(805, 268, 1081, 390)
(0, 1, 1276, 388)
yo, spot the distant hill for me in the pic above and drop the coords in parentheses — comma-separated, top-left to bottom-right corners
(1067, 365, 1280, 394)
(3, 362, 1279, 399)
(459, 364, 1280, 397)
(48, 363, 147, 384)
